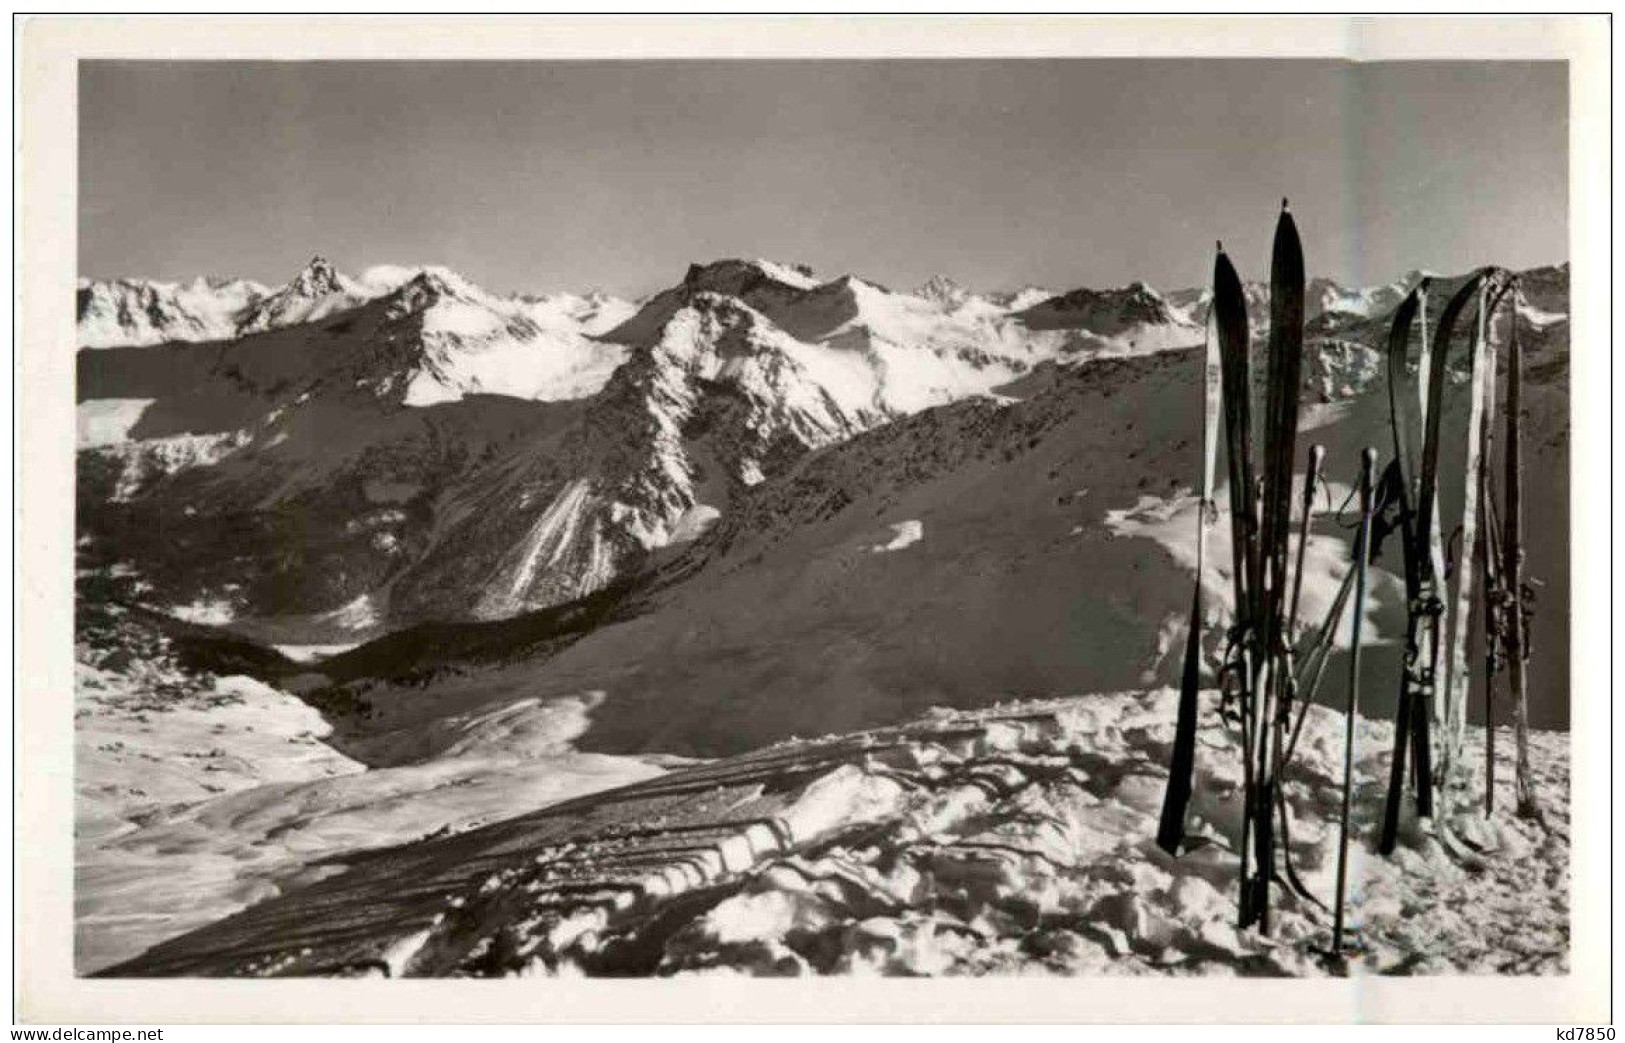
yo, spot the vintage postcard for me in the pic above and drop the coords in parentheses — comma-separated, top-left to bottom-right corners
(13, 13, 1611, 1025)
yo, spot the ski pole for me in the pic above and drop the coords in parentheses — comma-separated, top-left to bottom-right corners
(1286, 444, 1325, 646)
(1332, 447, 1378, 955)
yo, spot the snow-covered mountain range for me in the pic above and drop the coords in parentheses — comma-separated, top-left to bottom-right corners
(74, 252, 1571, 739)
(77, 275, 272, 348)
(75, 255, 1208, 631)
(77, 256, 1568, 644)
(1164, 271, 1421, 330)
(73, 253, 1571, 976)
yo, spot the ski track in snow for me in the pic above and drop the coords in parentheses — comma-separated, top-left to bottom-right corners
(103, 689, 1568, 980)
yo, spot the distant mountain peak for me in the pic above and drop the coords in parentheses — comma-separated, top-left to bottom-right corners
(288, 255, 344, 298)
(232, 257, 366, 337)
(1032, 282, 1178, 324)
(753, 259, 821, 287)
(826, 272, 893, 297)
(914, 274, 972, 307)
(987, 286, 1055, 311)
(681, 258, 822, 296)
(400, 266, 481, 303)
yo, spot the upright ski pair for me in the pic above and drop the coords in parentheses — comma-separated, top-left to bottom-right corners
(1157, 202, 1324, 934)
(1377, 268, 1521, 852)
(1472, 280, 1541, 822)
(1498, 282, 1540, 822)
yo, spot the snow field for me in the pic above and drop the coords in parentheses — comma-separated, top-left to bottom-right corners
(105, 689, 1567, 978)
(75, 643, 664, 973)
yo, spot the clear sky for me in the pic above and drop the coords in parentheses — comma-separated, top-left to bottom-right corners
(79, 60, 1567, 298)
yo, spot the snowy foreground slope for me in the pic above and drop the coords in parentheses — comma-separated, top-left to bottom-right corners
(74, 599, 666, 974)
(101, 689, 1567, 978)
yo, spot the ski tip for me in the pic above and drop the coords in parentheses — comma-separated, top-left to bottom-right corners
(1273, 202, 1302, 253)
(1215, 239, 1224, 254)
(1361, 446, 1379, 468)
(1281, 196, 1290, 211)
(1308, 443, 1327, 468)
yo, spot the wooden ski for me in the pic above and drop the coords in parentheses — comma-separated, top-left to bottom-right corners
(1156, 301, 1223, 854)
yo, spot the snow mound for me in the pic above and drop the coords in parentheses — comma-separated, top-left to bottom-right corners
(870, 519, 924, 553)
(77, 398, 156, 449)
(273, 643, 361, 663)
(356, 263, 429, 295)
(670, 503, 722, 544)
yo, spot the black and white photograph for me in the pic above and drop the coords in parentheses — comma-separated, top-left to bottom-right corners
(12, 12, 1612, 1027)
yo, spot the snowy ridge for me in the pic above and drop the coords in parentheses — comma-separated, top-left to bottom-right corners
(436, 275, 990, 616)
(751, 259, 823, 290)
(361, 287, 895, 621)
(989, 286, 1058, 312)
(101, 689, 1568, 978)
(1016, 282, 1202, 356)
(88, 431, 253, 503)
(1166, 272, 1417, 331)
(77, 276, 271, 348)
(390, 269, 633, 407)
(1308, 273, 1413, 321)
(608, 259, 1201, 418)
(77, 257, 636, 360)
